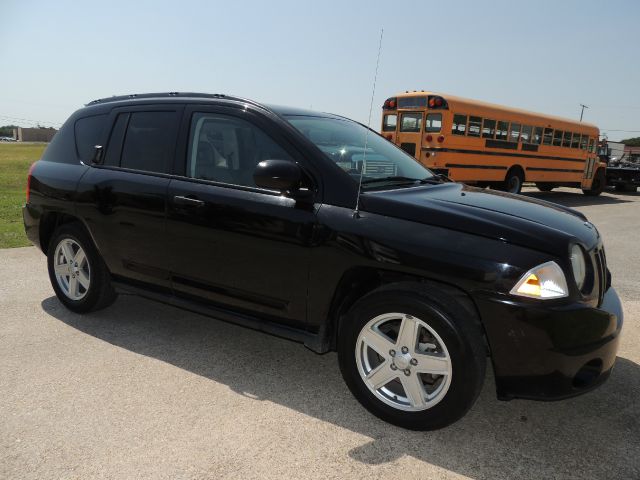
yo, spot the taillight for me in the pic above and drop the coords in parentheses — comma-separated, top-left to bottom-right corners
(437, 135, 445, 143)
(426, 134, 433, 142)
(26, 162, 37, 203)
(385, 134, 393, 140)
(425, 152, 431, 158)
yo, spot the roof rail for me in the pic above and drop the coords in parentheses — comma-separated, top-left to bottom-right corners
(85, 92, 265, 109)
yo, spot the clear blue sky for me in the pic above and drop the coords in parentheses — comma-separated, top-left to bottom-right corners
(1, 0, 639, 141)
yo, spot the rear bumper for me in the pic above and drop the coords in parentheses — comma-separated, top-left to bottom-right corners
(475, 287, 623, 401)
(22, 204, 41, 250)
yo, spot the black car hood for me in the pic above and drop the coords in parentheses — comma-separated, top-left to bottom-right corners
(363, 183, 599, 256)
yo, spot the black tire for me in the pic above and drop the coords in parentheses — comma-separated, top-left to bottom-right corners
(535, 182, 555, 192)
(47, 223, 117, 313)
(338, 283, 486, 430)
(501, 167, 524, 194)
(583, 169, 605, 196)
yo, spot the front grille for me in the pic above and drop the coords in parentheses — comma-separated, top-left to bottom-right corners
(592, 246, 608, 306)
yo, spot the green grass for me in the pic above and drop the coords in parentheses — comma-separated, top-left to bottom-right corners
(0, 143, 47, 248)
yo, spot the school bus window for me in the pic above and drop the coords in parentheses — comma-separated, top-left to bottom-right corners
(588, 138, 594, 153)
(571, 133, 581, 149)
(425, 113, 442, 132)
(553, 130, 563, 146)
(482, 119, 496, 138)
(521, 125, 532, 143)
(400, 113, 422, 132)
(562, 131, 572, 148)
(509, 123, 521, 142)
(533, 127, 543, 144)
(580, 135, 588, 150)
(496, 121, 509, 140)
(383, 114, 397, 132)
(452, 114, 467, 135)
(468, 116, 482, 137)
(543, 128, 553, 145)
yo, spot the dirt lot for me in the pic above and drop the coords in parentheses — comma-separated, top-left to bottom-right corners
(1, 187, 639, 479)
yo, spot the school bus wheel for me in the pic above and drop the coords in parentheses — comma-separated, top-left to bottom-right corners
(583, 169, 605, 196)
(536, 183, 555, 192)
(502, 167, 524, 194)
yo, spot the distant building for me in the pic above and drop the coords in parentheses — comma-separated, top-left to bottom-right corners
(624, 145, 640, 159)
(13, 127, 57, 142)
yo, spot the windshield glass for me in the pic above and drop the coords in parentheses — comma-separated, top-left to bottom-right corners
(285, 115, 434, 188)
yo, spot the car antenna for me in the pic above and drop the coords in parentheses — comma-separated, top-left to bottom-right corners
(354, 28, 384, 219)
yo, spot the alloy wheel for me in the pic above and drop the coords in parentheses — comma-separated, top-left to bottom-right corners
(53, 238, 91, 301)
(355, 312, 452, 411)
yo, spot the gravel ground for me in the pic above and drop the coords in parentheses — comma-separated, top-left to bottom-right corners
(1, 186, 639, 480)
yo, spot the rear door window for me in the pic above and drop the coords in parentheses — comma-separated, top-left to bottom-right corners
(120, 111, 180, 173)
(400, 113, 422, 132)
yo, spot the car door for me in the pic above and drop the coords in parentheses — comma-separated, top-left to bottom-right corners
(75, 105, 184, 291)
(166, 105, 319, 327)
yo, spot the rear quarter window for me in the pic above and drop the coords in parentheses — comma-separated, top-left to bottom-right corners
(74, 114, 108, 163)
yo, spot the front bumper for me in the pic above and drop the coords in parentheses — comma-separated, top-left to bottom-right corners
(475, 287, 623, 401)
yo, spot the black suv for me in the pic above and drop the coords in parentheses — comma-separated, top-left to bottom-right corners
(23, 92, 623, 430)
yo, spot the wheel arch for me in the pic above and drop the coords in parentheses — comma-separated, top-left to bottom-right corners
(325, 268, 490, 355)
(506, 164, 525, 181)
(40, 212, 95, 254)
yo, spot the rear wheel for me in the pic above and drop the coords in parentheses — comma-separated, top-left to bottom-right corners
(338, 284, 486, 430)
(502, 168, 524, 194)
(583, 169, 605, 196)
(535, 182, 554, 192)
(47, 223, 117, 313)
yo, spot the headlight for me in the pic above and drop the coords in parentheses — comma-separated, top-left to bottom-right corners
(569, 244, 587, 290)
(510, 261, 569, 299)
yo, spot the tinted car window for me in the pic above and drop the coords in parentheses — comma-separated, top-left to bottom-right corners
(120, 111, 180, 173)
(74, 114, 107, 163)
(187, 113, 293, 187)
(104, 113, 129, 167)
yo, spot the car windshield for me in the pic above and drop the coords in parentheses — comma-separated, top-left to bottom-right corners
(285, 115, 435, 189)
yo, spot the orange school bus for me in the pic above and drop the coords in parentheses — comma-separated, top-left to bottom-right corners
(381, 91, 605, 195)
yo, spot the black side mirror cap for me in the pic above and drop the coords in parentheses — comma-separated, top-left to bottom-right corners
(91, 145, 104, 164)
(253, 159, 302, 192)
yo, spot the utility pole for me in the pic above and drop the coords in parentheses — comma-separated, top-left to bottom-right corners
(579, 104, 589, 122)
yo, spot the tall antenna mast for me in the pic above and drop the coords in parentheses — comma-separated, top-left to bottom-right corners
(354, 28, 384, 218)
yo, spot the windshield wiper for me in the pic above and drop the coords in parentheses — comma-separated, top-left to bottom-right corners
(361, 176, 441, 187)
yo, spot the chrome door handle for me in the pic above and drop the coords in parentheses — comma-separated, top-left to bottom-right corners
(173, 195, 205, 207)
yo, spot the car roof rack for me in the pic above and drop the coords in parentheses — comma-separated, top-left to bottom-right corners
(86, 92, 264, 109)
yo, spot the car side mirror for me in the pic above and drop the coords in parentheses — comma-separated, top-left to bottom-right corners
(91, 145, 104, 164)
(253, 159, 302, 193)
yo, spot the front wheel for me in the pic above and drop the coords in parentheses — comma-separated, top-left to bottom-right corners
(583, 169, 605, 196)
(338, 284, 486, 430)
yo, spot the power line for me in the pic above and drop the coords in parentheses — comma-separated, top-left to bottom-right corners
(0, 114, 62, 128)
